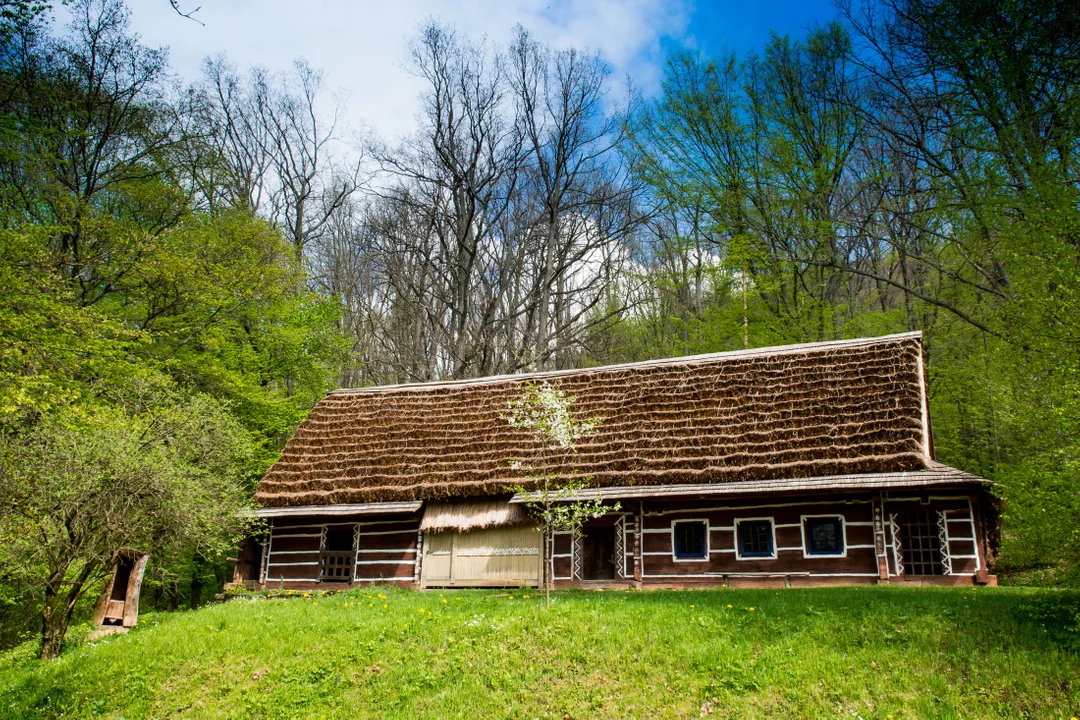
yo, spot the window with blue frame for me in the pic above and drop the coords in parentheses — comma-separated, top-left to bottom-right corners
(804, 516, 844, 555)
(673, 521, 707, 559)
(737, 519, 774, 558)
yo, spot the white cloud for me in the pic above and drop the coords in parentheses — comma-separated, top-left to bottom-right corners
(113, 0, 690, 143)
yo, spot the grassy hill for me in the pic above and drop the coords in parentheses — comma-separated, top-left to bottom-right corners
(1, 586, 1078, 719)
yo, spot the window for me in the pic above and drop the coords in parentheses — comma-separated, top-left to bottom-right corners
(736, 519, 775, 559)
(673, 521, 708, 559)
(897, 511, 944, 576)
(803, 516, 844, 556)
(320, 526, 355, 583)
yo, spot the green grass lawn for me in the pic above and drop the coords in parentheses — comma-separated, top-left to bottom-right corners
(1, 586, 1078, 719)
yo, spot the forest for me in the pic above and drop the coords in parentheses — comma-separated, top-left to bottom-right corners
(0, 0, 1077, 655)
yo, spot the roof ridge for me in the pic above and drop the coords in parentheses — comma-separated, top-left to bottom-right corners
(329, 331, 923, 396)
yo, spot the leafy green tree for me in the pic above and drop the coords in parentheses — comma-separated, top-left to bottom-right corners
(0, 395, 255, 659)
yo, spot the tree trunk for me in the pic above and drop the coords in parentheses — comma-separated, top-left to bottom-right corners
(39, 587, 70, 660)
(39, 563, 94, 660)
(545, 527, 552, 608)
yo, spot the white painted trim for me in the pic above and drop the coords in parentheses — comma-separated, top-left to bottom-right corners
(671, 518, 710, 562)
(846, 522, 875, 527)
(356, 529, 419, 537)
(641, 572, 881, 579)
(775, 523, 801, 529)
(352, 576, 414, 582)
(800, 514, 847, 559)
(846, 544, 876, 549)
(949, 554, 979, 559)
(267, 562, 320, 567)
(647, 498, 871, 516)
(253, 501, 422, 518)
(710, 526, 736, 531)
(355, 548, 416, 554)
(355, 560, 417, 565)
(966, 498, 982, 572)
(734, 517, 777, 560)
(889, 513, 902, 576)
(272, 533, 323, 539)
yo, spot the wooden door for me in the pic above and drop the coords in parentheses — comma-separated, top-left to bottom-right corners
(421, 526, 542, 588)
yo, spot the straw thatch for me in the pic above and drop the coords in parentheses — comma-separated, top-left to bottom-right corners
(420, 500, 533, 532)
(255, 333, 933, 507)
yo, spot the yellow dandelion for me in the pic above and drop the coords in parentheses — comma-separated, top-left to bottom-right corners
(442, 598, 448, 604)
(303, 593, 310, 598)
(383, 604, 388, 609)
(509, 595, 514, 600)
(690, 605, 695, 609)
(523, 595, 529, 599)
(404, 623, 408, 629)
(727, 604, 733, 609)
(455, 597, 461, 601)
(748, 607, 755, 612)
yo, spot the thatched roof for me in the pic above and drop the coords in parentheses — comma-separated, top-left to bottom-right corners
(420, 500, 532, 533)
(256, 333, 936, 508)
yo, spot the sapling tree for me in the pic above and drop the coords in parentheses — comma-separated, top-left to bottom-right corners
(505, 381, 618, 607)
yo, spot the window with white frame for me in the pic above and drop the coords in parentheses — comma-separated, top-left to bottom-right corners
(735, 518, 775, 559)
(672, 520, 708, 560)
(802, 515, 845, 556)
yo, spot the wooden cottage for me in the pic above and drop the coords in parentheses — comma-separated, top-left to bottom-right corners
(234, 332, 998, 591)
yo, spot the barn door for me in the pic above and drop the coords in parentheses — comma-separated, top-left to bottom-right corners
(421, 526, 542, 588)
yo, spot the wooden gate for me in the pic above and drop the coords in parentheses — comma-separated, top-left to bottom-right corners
(420, 526, 542, 588)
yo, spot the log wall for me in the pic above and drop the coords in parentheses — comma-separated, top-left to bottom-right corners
(262, 514, 420, 590)
(255, 487, 992, 591)
(551, 488, 992, 589)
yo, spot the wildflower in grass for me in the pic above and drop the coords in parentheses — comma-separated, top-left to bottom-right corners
(442, 598, 447, 604)
(523, 595, 529, 599)
(509, 595, 514, 600)
(748, 607, 755, 612)
(727, 604, 732, 609)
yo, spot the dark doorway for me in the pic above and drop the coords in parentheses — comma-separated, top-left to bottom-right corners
(580, 526, 616, 580)
(110, 556, 134, 601)
(897, 512, 944, 576)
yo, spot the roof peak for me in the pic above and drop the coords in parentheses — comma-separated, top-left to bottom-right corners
(330, 331, 923, 396)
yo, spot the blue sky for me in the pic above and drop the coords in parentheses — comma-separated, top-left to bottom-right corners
(108, 0, 841, 141)
(680, 0, 840, 57)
